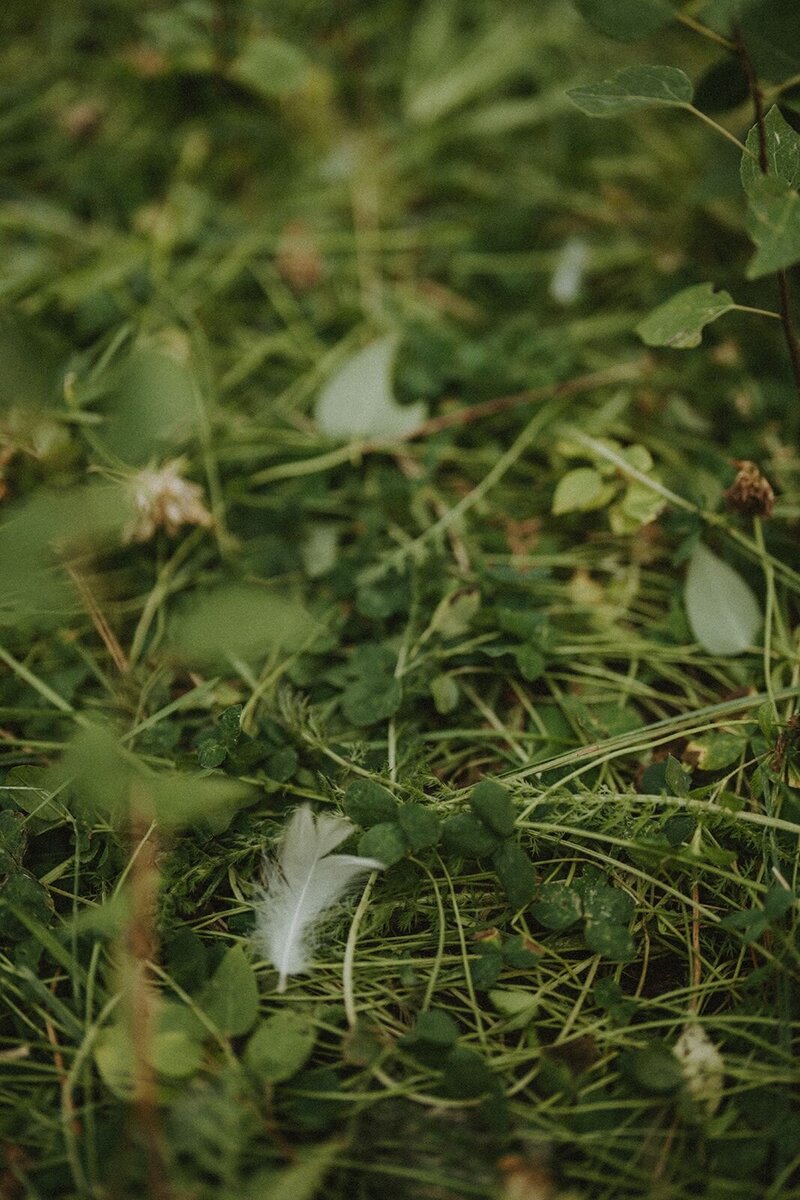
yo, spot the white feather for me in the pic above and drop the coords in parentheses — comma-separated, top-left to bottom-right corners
(255, 805, 385, 992)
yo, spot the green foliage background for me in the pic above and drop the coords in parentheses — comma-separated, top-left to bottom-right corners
(1, 1, 799, 1198)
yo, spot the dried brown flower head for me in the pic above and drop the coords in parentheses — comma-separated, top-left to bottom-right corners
(724, 460, 774, 519)
(276, 221, 325, 292)
(124, 460, 213, 543)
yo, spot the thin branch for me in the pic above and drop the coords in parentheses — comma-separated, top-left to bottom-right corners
(735, 26, 800, 403)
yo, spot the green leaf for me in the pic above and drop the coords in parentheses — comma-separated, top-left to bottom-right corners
(580, 882, 635, 926)
(245, 1010, 316, 1082)
(744, 174, 800, 278)
(404, 1009, 459, 1047)
(572, 0, 674, 40)
(531, 882, 582, 931)
(491, 842, 537, 909)
(664, 754, 691, 797)
(243, 1143, 340, 1200)
(684, 542, 762, 656)
(552, 467, 610, 514)
(396, 803, 442, 850)
(471, 946, 503, 989)
(342, 779, 398, 827)
(100, 346, 198, 466)
(701, 1, 800, 80)
(742, 106, 800, 197)
(427, 588, 481, 638)
(197, 740, 227, 769)
(720, 907, 769, 941)
(431, 673, 460, 714)
(622, 1044, 684, 1094)
(584, 920, 635, 961)
(489, 988, 537, 1029)
(200, 945, 259, 1036)
(230, 36, 311, 100)
(440, 1046, 493, 1098)
(168, 585, 320, 670)
(636, 283, 735, 349)
(357, 822, 406, 866)
(567, 66, 693, 117)
(764, 884, 794, 920)
(94, 1020, 134, 1099)
(441, 812, 501, 858)
(686, 732, 747, 771)
(468, 779, 516, 837)
(149, 1026, 204, 1080)
(341, 675, 402, 727)
(315, 337, 427, 440)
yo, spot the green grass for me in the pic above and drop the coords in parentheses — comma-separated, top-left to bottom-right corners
(1, 2, 800, 1198)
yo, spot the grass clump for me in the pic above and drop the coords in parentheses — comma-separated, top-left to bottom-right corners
(1, 2, 799, 1198)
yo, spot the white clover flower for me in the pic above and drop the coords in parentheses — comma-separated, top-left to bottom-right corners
(124, 459, 213, 543)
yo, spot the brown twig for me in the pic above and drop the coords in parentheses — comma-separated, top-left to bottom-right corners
(735, 27, 800, 404)
(127, 797, 169, 1200)
(402, 357, 648, 441)
(66, 564, 129, 675)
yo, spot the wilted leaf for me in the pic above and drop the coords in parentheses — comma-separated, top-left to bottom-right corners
(315, 337, 427, 440)
(636, 283, 735, 349)
(684, 542, 761, 656)
(567, 66, 693, 117)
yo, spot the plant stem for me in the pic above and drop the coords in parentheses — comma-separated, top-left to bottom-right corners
(685, 105, 751, 156)
(735, 26, 800, 404)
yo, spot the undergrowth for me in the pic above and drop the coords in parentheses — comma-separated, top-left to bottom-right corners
(1, 2, 799, 1198)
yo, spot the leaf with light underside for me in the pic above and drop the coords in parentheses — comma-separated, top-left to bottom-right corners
(315, 337, 427, 440)
(684, 542, 762, 656)
(636, 283, 735, 349)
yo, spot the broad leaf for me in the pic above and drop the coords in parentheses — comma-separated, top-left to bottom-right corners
(700, 0, 800, 80)
(636, 283, 735, 349)
(552, 467, 611, 514)
(245, 1010, 316, 1082)
(567, 66, 693, 117)
(684, 542, 761, 656)
(572, 0, 673, 41)
(745, 175, 800, 277)
(741, 106, 800, 197)
(201, 945, 259, 1036)
(315, 337, 427, 440)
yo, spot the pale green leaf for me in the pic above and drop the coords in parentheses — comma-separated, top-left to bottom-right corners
(684, 542, 761, 656)
(552, 467, 611, 514)
(230, 36, 311, 100)
(315, 337, 427, 440)
(567, 66, 693, 117)
(167, 584, 320, 668)
(572, 0, 674, 41)
(636, 283, 735, 349)
(745, 175, 800, 278)
(245, 1010, 316, 1082)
